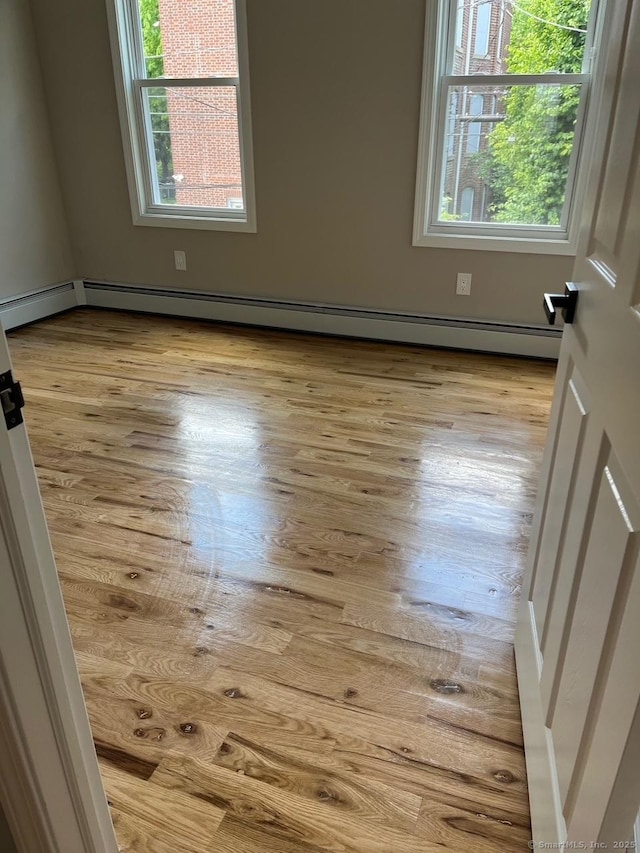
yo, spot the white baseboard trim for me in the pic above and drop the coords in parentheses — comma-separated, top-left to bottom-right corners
(83, 281, 562, 359)
(0, 282, 79, 331)
(515, 601, 566, 845)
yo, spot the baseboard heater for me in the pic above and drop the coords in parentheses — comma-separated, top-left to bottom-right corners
(0, 282, 79, 332)
(83, 281, 562, 359)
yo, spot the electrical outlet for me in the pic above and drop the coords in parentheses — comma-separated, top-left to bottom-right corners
(174, 250, 187, 271)
(456, 272, 472, 295)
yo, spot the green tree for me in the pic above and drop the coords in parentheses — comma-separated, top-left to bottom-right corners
(139, 0, 174, 200)
(486, 0, 590, 225)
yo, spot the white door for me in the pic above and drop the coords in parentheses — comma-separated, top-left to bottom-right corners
(516, 0, 640, 846)
(0, 326, 118, 853)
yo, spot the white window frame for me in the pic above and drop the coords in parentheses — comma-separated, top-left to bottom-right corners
(413, 0, 606, 255)
(106, 0, 257, 232)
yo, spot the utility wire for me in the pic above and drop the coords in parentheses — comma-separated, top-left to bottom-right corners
(506, 0, 588, 33)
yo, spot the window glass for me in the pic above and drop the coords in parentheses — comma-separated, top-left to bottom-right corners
(144, 86, 242, 209)
(460, 187, 475, 220)
(455, 2, 464, 48)
(140, 0, 239, 79)
(447, 92, 458, 156)
(451, 0, 590, 75)
(474, 2, 491, 56)
(440, 82, 582, 225)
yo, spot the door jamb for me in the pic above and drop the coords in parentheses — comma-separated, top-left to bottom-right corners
(0, 328, 118, 853)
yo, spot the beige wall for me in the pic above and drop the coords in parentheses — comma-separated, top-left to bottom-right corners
(30, 0, 573, 325)
(0, 0, 74, 301)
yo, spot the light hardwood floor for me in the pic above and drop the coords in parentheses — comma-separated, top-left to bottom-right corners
(9, 309, 556, 852)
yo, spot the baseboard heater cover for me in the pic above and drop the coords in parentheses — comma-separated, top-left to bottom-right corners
(83, 281, 561, 359)
(0, 283, 78, 331)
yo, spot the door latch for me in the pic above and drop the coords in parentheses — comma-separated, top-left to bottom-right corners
(543, 281, 579, 325)
(0, 370, 25, 430)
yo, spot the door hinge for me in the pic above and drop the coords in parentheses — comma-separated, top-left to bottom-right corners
(0, 370, 25, 430)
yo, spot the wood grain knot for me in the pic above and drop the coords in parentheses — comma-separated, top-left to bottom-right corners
(344, 688, 358, 699)
(430, 679, 464, 694)
(134, 727, 166, 741)
(194, 647, 210, 657)
(127, 572, 139, 579)
(224, 688, 246, 699)
(108, 593, 140, 612)
(316, 786, 340, 803)
(135, 708, 153, 719)
(189, 607, 204, 615)
(493, 769, 516, 784)
(179, 722, 197, 735)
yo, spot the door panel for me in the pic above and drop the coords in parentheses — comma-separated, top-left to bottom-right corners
(516, 0, 640, 843)
(568, 547, 640, 841)
(538, 424, 606, 716)
(551, 457, 639, 800)
(531, 369, 590, 642)
(579, 565, 640, 845)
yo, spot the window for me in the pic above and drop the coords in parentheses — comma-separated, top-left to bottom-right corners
(455, 2, 464, 48)
(460, 187, 475, 220)
(414, 0, 601, 253)
(466, 94, 483, 154)
(447, 92, 458, 156)
(474, 2, 491, 56)
(107, 0, 256, 231)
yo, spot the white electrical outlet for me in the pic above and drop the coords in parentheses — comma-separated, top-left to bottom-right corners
(174, 250, 187, 271)
(456, 272, 472, 295)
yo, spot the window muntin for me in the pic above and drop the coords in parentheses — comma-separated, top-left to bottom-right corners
(110, 0, 255, 229)
(415, 0, 598, 247)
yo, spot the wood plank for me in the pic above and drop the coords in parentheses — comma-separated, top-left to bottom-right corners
(150, 755, 443, 853)
(99, 760, 225, 853)
(211, 732, 422, 832)
(203, 668, 528, 795)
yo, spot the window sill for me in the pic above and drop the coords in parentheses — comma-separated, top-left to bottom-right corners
(133, 211, 257, 233)
(413, 231, 577, 256)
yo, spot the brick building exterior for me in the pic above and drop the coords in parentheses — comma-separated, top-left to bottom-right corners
(442, 0, 511, 222)
(157, 0, 243, 209)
